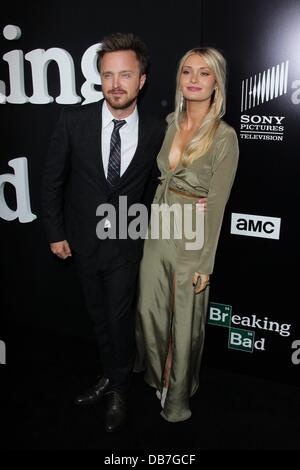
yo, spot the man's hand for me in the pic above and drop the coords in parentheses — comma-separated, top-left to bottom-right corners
(50, 240, 72, 259)
(192, 272, 210, 294)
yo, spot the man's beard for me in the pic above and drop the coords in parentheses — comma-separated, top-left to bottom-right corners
(104, 91, 138, 110)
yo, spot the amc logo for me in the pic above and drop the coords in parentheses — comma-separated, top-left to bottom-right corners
(231, 213, 281, 239)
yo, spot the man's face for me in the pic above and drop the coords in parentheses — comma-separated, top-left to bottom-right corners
(100, 50, 146, 110)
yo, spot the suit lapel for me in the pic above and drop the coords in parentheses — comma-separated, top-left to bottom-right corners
(88, 99, 111, 192)
(115, 112, 151, 190)
(87, 102, 152, 194)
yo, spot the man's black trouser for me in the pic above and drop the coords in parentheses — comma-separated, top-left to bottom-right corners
(75, 239, 139, 393)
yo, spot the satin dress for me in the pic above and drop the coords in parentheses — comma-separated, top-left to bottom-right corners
(135, 113, 239, 422)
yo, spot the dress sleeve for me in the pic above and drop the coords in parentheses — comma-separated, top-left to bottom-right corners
(198, 127, 239, 274)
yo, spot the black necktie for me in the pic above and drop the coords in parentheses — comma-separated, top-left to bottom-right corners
(107, 119, 126, 186)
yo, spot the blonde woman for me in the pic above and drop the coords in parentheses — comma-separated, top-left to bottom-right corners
(135, 47, 239, 422)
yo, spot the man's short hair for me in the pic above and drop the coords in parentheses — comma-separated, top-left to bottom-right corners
(97, 32, 149, 75)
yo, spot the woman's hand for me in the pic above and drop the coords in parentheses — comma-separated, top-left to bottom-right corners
(192, 272, 210, 294)
(196, 197, 207, 212)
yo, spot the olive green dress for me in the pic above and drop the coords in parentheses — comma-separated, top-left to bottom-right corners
(135, 113, 239, 422)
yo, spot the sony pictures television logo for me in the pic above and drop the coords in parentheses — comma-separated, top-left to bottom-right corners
(240, 60, 300, 142)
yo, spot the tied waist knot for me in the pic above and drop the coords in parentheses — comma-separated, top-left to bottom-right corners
(158, 176, 202, 200)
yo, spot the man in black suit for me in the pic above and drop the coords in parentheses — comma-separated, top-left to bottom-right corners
(42, 33, 164, 432)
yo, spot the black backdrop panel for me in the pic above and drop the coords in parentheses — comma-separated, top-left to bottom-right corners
(202, 0, 300, 383)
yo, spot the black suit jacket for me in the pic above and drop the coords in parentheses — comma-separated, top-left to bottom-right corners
(42, 99, 165, 261)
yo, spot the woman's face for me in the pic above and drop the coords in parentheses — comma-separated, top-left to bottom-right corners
(180, 53, 216, 104)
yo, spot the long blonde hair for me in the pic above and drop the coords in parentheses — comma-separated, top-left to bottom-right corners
(174, 47, 227, 166)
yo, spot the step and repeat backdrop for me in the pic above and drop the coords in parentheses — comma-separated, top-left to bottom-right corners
(1, 0, 299, 384)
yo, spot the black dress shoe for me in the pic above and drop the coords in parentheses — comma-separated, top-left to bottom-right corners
(105, 391, 126, 432)
(74, 376, 109, 405)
